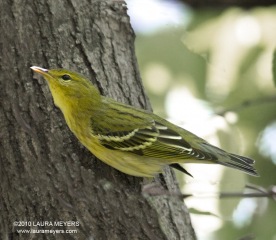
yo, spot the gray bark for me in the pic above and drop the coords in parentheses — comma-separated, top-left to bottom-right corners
(0, 0, 196, 239)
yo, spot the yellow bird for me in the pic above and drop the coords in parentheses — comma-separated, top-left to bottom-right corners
(30, 66, 258, 177)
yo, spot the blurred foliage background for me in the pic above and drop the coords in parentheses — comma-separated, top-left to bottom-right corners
(126, 0, 276, 239)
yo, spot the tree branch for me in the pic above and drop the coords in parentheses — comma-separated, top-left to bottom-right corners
(216, 96, 276, 116)
(143, 183, 276, 200)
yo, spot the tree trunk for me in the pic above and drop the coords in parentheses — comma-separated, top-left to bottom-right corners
(0, 0, 196, 239)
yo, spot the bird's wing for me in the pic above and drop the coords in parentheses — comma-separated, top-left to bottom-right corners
(90, 101, 216, 161)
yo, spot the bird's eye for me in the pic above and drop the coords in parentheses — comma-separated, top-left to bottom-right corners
(61, 74, 71, 81)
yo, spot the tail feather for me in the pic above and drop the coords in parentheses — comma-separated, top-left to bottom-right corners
(200, 143, 259, 176)
(219, 153, 259, 177)
(170, 163, 193, 177)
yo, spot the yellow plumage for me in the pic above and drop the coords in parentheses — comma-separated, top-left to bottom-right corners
(30, 66, 258, 177)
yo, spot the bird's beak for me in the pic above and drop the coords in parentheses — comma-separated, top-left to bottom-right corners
(30, 66, 50, 77)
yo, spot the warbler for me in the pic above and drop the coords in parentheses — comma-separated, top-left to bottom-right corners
(30, 66, 258, 177)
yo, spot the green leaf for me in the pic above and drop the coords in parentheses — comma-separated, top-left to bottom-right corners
(273, 49, 276, 87)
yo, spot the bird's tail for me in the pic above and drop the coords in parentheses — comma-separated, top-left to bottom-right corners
(218, 153, 259, 177)
(200, 143, 259, 176)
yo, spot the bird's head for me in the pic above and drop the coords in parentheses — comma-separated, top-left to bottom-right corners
(30, 66, 100, 111)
